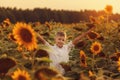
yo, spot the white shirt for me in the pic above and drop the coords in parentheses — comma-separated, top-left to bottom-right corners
(45, 41, 74, 74)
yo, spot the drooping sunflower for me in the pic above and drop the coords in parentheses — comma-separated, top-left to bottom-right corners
(90, 42, 102, 55)
(87, 31, 100, 40)
(75, 40, 86, 48)
(45, 22, 52, 30)
(8, 33, 16, 41)
(35, 49, 49, 58)
(34, 67, 58, 80)
(13, 22, 37, 51)
(98, 52, 106, 58)
(89, 16, 99, 24)
(97, 36, 104, 41)
(11, 68, 31, 80)
(80, 50, 87, 67)
(0, 57, 16, 76)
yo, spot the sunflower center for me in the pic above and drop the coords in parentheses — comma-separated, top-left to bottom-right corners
(20, 28, 32, 43)
(0, 58, 16, 73)
(18, 75, 27, 80)
(88, 32, 97, 39)
(94, 45, 99, 51)
(81, 56, 86, 64)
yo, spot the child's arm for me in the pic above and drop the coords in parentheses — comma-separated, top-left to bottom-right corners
(37, 33, 47, 44)
(72, 28, 93, 45)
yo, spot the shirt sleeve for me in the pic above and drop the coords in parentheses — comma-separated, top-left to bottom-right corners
(45, 41, 51, 47)
(44, 41, 55, 55)
(66, 41, 75, 52)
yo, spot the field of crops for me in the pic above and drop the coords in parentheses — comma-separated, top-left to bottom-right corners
(0, 16, 120, 80)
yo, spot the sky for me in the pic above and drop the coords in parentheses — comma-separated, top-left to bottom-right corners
(0, 0, 120, 14)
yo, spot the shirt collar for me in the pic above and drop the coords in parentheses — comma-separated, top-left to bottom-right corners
(54, 44, 64, 49)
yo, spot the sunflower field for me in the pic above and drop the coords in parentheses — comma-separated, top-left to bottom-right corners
(1, 8, 120, 80)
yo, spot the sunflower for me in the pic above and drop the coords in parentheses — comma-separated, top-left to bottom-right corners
(98, 52, 106, 57)
(13, 22, 37, 51)
(35, 49, 49, 58)
(115, 52, 120, 58)
(80, 50, 87, 67)
(117, 58, 120, 66)
(79, 72, 89, 80)
(3, 18, 11, 26)
(110, 54, 118, 61)
(73, 27, 83, 31)
(33, 22, 41, 27)
(8, 33, 16, 41)
(75, 40, 86, 48)
(105, 5, 113, 14)
(86, 23, 95, 29)
(87, 31, 99, 40)
(17, 46, 23, 52)
(34, 67, 58, 80)
(90, 42, 102, 55)
(89, 16, 99, 24)
(117, 58, 120, 72)
(98, 16, 104, 21)
(109, 52, 120, 61)
(118, 67, 120, 72)
(88, 71, 96, 80)
(11, 68, 31, 80)
(0, 57, 16, 76)
(60, 62, 71, 72)
(45, 22, 52, 30)
(97, 36, 104, 41)
(88, 70, 93, 77)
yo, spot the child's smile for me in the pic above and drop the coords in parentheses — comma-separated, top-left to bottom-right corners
(55, 36, 66, 48)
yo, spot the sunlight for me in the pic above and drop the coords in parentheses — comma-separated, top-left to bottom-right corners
(0, 0, 120, 13)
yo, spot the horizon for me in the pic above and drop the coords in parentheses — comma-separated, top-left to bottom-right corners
(0, 0, 120, 14)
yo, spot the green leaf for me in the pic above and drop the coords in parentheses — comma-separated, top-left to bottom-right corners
(36, 57, 52, 63)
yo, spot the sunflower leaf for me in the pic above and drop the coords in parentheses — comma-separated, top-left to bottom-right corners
(36, 57, 52, 63)
(38, 44, 52, 52)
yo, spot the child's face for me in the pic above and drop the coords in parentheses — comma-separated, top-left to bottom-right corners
(55, 36, 66, 48)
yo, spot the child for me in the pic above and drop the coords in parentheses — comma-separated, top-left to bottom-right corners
(37, 28, 93, 74)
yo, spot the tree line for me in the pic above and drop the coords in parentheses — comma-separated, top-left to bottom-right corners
(0, 7, 120, 23)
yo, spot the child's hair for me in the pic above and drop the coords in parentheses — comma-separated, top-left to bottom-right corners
(56, 31, 67, 38)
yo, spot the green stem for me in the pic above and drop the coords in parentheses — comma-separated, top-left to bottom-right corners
(92, 54, 95, 72)
(31, 50, 37, 71)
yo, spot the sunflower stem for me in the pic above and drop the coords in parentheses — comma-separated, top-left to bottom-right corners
(31, 49, 37, 71)
(92, 54, 95, 72)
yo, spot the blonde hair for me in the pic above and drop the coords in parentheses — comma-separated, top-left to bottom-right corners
(56, 31, 67, 39)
